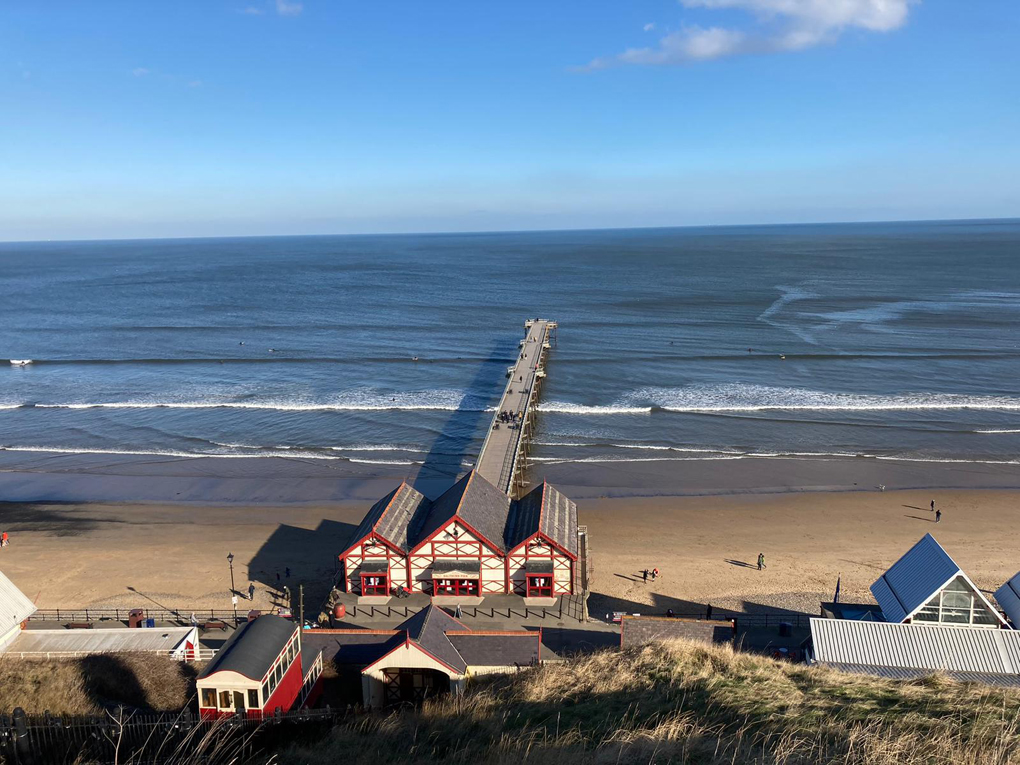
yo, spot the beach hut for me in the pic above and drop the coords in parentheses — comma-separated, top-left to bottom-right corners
(0, 568, 36, 652)
(303, 605, 540, 707)
(338, 471, 579, 600)
(197, 615, 322, 718)
(869, 533, 1005, 627)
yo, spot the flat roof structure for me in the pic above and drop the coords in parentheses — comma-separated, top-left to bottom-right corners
(6, 626, 197, 657)
(809, 617, 1020, 687)
(475, 319, 555, 496)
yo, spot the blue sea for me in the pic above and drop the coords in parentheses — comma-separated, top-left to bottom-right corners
(2, 220, 1019, 483)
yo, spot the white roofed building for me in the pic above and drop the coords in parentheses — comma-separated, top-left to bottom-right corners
(869, 533, 1004, 628)
(0, 568, 37, 651)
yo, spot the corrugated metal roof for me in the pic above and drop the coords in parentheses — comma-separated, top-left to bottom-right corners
(869, 534, 961, 622)
(0, 568, 36, 645)
(810, 617, 1020, 675)
(8, 626, 196, 655)
(994, 573, 1020, 628)
(814, 661, 1020, 688)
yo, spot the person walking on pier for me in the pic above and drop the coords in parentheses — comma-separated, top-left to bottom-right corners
(757, 553, 766, 571)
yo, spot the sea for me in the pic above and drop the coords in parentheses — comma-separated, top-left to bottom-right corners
(2, 219, 1019, 484)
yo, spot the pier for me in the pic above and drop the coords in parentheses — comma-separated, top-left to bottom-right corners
(475, 319, 556, 497)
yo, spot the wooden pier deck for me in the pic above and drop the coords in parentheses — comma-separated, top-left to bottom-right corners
(475, 319, 556, 497)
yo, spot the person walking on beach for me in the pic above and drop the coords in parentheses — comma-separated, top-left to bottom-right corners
(652, 567, 659, 580)
(285, 567, 291, 578)
(931, 499, 935, 513)
(248, 582, 255, 601)
(1, 531, 8, 547)
(757, 553, 766, 571)
(642, 568, 648, 583)
(936, 508, 942, 523)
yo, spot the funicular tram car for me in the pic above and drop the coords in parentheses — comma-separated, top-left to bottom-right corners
(197, 614, 323, 718)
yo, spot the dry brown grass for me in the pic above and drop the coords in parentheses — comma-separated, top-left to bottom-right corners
(281, 639, 1020, 765)
(0, 653, 198, 715)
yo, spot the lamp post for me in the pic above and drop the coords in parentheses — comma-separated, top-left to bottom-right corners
(227, 552, 237, 625)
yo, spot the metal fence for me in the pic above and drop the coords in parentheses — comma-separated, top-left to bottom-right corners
(0, 706, 342, 765)
(28, 608, 243, 626)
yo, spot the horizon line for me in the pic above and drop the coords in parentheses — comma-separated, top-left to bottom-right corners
(1, 215, 1017, 246)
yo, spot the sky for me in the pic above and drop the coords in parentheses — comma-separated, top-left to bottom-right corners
(1, 0, 1018, 241)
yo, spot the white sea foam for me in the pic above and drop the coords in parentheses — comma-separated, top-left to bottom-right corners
(537, 403, 652, 415)
(0, 445, 345, 460)
(975, 429, 1020, 434)
(541, 385, 1020, 415)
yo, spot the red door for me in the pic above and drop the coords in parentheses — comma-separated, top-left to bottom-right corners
(435, 578, 479, 596)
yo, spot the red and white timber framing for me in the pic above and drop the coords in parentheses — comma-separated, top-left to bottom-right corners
(340, 520, 577, 597)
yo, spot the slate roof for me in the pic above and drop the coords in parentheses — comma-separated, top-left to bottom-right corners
(415, 472, 511, 552)
(342, 482, 430, 556)
(342, 472, 578, 562)
(870, 534, 965, 623)
(994, 573, 1020, 628)
(396, 606, 469, 673)
(446, 632, 540, 667)
(507, 482, 578, 557)
(303, 630, 403, 666)
(809, 617, 1020, 677)
(0, 568, 36, 647)
(200, 615, 296, 681)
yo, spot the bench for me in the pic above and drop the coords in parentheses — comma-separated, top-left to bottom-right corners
(66, 622, 94, 630)
(201, 620, 230, 631)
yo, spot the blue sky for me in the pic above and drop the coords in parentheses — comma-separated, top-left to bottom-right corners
(1, 1, 1018, 240)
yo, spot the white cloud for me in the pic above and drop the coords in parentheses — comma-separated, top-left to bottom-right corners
(275, 0, 302, 15)
(132, 67, 151, 77)
(583, 0, 915, 68)
(643, 22, 656, 32)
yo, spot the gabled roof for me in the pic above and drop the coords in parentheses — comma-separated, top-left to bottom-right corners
(506, 481, 578, 557)
(0, 568, 36, 645)
(341, 482, 430, 556)
(446, 631, 540, 667)
(995, 573, 1020, 628)
(870, 534, 968, 623)
(810, 617, 1020, 680)
(199, 615, 296, 681)
(414, 471, 511, 553)
(396, 605, 469, 673)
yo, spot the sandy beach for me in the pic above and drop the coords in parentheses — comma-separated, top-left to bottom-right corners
(2, 456, 1018, 619)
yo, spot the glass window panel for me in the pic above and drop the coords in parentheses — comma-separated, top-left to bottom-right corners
(942, 591, 970, 609)
(942, 608, 969, 623)
(944, 577, 970, 593)
(201, 688, 217, 708)
(248, 689, 259, 708)
(914, 606, 940, 621)
(973, 608, 999, 625)
(219, 690, 232, 709)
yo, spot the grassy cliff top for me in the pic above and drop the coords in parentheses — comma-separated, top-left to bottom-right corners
(283, 639, 1020, 765)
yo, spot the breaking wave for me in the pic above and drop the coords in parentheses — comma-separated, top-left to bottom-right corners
(0, 444, 419, 465)
(540, 385, 1020, 414)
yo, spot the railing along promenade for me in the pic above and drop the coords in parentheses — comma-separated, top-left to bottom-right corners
(475, 318, 556, 497)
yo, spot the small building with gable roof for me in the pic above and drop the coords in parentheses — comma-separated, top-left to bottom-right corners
(339, 470, 578, 600)
(303, 604, 540, 707)
(869, 533, 1004, 628)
